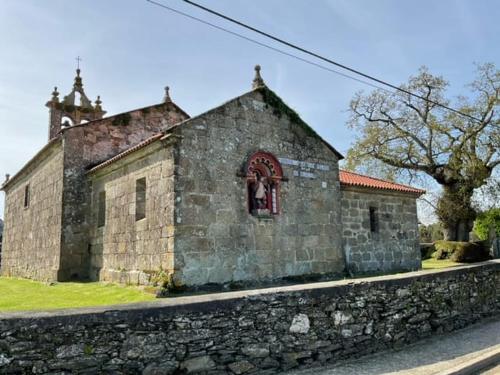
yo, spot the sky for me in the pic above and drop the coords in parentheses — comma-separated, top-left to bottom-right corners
(0, 0, 499, 220)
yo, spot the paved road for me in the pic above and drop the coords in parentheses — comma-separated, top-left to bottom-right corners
(288, 317, 500, 375)
(480, 363, 500, 374)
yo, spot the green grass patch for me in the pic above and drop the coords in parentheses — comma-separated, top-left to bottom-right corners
(0, 277, 156, 312)
(422, 258, 464, 270)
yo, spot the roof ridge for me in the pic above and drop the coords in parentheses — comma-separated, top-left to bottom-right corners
(339, 169, 425, 195)
(60, 101, 190, 132)
(339, 169, 425, 192)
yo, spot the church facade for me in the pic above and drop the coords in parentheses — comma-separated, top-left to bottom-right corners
(0, 66, 424, 287)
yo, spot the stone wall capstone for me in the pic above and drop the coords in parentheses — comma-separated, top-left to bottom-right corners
(0, 261, 499, 374)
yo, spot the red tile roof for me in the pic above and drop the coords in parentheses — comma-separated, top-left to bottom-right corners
(339, 170, 425, 195)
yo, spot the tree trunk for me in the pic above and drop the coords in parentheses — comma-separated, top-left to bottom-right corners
(442, 219, 474, 241)
(437, 183, 476, 242)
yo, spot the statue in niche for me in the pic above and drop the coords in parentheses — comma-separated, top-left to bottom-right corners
(252, 173, 269, 211)
(246, 151, 283, 216)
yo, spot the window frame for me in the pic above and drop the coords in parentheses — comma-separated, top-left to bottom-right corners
(97, 190, 106, 228)
(23, 184, 30, 208)
(135, 177, 147, 221)
(369, 206, 379, 233)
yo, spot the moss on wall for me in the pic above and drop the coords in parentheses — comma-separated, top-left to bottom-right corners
(257, 87, 321, 139)
(111, 113, 132, 126)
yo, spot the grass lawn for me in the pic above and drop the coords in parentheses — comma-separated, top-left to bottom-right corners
(422, 258, 464, 270)
(0, 277, 156, 312)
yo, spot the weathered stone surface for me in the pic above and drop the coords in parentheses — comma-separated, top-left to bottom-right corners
(241, 344, 270, 358)
(1, 74, 423, 289)
(228, 360, 254, 374)
(1, 84, 187, 282)
(88, 143, 176, 282)
(172, 90, 344, 286)
(180, 355, 216, 373)
(342, 188, 421, 275)
(0, 263, 498, 374)
(0, 353, 12, 367)
(289, 314, 311, 334)
(0, 141, 64, 281)
(333, 311, 353, 326)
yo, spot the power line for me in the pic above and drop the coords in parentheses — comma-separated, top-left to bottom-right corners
(145, 0, 481, 123)
(145, 0, 386, 92)
(179, 0, 482, 123)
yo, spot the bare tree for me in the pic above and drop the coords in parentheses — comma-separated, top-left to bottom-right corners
(347, 64, 500, 241)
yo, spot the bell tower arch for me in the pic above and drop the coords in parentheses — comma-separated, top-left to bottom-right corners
(45, 65, 106, 140)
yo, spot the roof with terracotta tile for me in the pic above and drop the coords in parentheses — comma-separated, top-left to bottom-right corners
(339, 170, 425, 195)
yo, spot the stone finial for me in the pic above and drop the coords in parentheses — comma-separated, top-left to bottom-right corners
(51, 87, 59, 102)
(252, 65, 265, 89)
(4, 174, 10, 182)
(164, 86, 172, 103)
(74, 68, 83, 88)
(94, 95, 103, 111)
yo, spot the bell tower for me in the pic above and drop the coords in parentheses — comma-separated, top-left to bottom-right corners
(46, 61, 106, 140)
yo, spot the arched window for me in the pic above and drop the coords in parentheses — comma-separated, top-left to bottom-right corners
(246, 151, 283, 216)
(61, 116, 74, 127)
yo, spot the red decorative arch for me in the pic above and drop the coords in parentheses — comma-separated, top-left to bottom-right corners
(246, 151, 283, 178)
(246, 151, 283, 215)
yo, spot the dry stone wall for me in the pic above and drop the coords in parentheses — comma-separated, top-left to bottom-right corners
(172, 89, 344, 286)
(88, 141, 176, 284)
(342, 187, 421, 274)
(0, 262, 499, 374)
(0, 142, 64, 281)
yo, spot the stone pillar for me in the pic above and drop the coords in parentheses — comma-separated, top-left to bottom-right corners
(46, 87, 62, 140)
(488, 225, 500, 258)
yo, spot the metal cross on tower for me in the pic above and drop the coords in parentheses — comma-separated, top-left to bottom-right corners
(76, 56, 82, 70)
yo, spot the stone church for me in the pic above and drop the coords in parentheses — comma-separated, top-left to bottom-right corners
(0, 66, 424, 287)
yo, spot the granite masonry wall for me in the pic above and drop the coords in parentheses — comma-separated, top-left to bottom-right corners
(57, 103, 188, 280)
(88, 139, 176, 284)
(171, 89, 345, 286)
(0, 262, 499, 374)
(0, 141, 64, 281)
(342, 187, 421, 274)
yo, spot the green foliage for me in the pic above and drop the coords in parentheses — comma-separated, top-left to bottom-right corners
(146, 269, 186, 295)
(149, 268, 173, 289)
(433, 240, 490, 263)
(0, 277, 155, 312)
(83, 344, 94, 356)
(419, 223, 444, 243)
(422, 258, 462, 269)
(420, 243, 435, 260)
(346, 63, 500, 241)
(258, 87, 320, 138)
(112, 113, 132, 126)
(473, 208, 500, 240)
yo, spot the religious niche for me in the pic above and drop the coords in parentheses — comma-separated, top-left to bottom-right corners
(246, 151, 283, 217)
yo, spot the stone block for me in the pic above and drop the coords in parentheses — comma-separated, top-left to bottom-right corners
(180, 356, 216, 373)
(289, 314, 310, 334)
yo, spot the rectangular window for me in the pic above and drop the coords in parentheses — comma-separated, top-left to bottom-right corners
(135, 178, 146, 221)
(24, 185, 30, 208)
(97, 191, 106, 228)
(369, 207, 379, 233)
